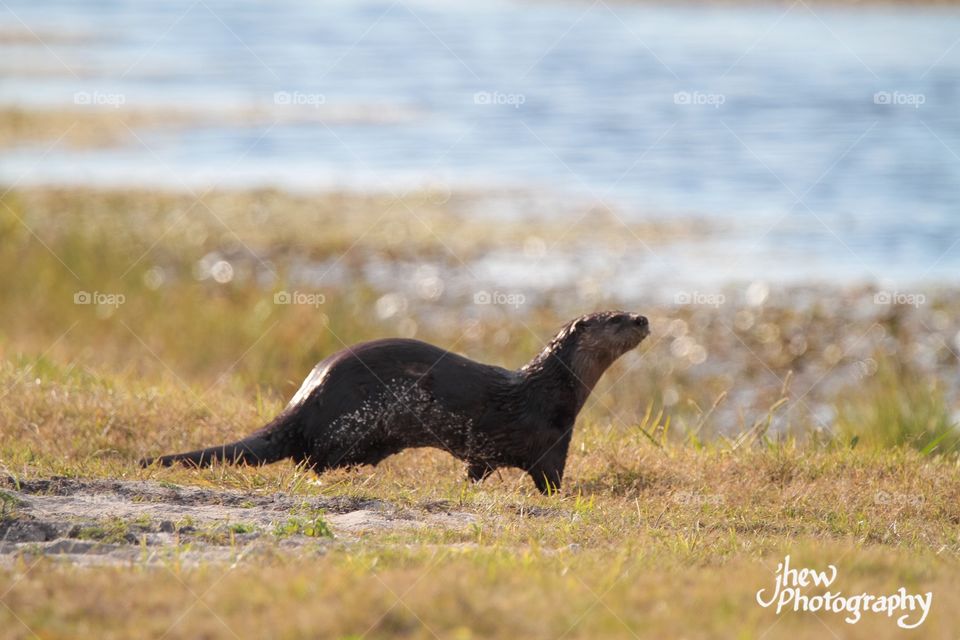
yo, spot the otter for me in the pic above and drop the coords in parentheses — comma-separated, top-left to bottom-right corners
(142, 311, 649, 493)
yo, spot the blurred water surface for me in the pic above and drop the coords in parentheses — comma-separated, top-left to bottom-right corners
(2, 0, 959, 284)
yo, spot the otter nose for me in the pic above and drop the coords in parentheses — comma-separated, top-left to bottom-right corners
(630, 314, 648, 328)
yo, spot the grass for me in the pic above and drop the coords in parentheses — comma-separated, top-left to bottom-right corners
(3, 545, 957, 639)
(836, 362, 960, 453)
(1, 184, 959, 637)
(2, 354, 959, 637)
(4, 185, 956, 437)
(273, 514, 333, 539)
(228, 523, 256, 535)
(0, 106, 239, 150)
(0, 490, 23, 521)
(75, 519, 136, 545)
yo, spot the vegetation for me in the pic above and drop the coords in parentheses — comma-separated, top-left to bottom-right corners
(75, 519, 136, 545)
(1, 185, 958, 638)
(836, 362, 959, 453)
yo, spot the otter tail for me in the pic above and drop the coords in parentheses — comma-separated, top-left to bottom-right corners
(140, 414, 298, 469)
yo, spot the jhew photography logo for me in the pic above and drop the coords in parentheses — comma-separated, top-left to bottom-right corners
(756, 555, 932, 629)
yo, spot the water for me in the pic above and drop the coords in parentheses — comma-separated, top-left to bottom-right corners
(2, 0, 959, 285)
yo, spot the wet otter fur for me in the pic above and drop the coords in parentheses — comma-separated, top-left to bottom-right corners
(141, 311, 649, 493)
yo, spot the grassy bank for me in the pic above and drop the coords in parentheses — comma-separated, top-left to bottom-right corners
(1, 185, 959, 637)
(2, 357, 959, 638)
(2, 356, 960, 638)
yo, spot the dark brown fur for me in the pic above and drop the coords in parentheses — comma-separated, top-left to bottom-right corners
(141, 311, 649, 493)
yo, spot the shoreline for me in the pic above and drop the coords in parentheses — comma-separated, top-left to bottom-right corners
(2, 182, 953, 293)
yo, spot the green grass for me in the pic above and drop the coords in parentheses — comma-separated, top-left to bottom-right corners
(0, 489, 23, 521)
(273, 515, 333, 539)
(837, 362, 960, 453)
(75, 519, 135, 544)
(228, 523, 256, 535)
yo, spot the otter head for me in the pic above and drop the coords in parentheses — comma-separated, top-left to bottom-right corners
(524, 311, 649, 404)
(564, 311, 649, 388)
(568, 310, 650, 359)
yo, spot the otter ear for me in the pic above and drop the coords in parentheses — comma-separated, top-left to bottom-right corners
(569, 318, 587, 333)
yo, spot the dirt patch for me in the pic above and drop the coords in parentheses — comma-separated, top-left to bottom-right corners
(0, 476, 475, 566)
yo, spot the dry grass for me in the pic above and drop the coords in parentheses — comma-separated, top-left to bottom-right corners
(0, 107, 216, 150)
(1, 185, 959, 637)
(2, 359, 960, 638)
(0, 106, 452, 150)
(4, 545, 959, 639)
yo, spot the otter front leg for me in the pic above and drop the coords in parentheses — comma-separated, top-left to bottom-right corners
(528, 464, 563, 494)
(527, 429, 572, 495)
(467, 461, 494, 483)
(527, 452, 568, 495)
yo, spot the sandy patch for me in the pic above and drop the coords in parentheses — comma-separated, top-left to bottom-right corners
(0, 476, 475, 566)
